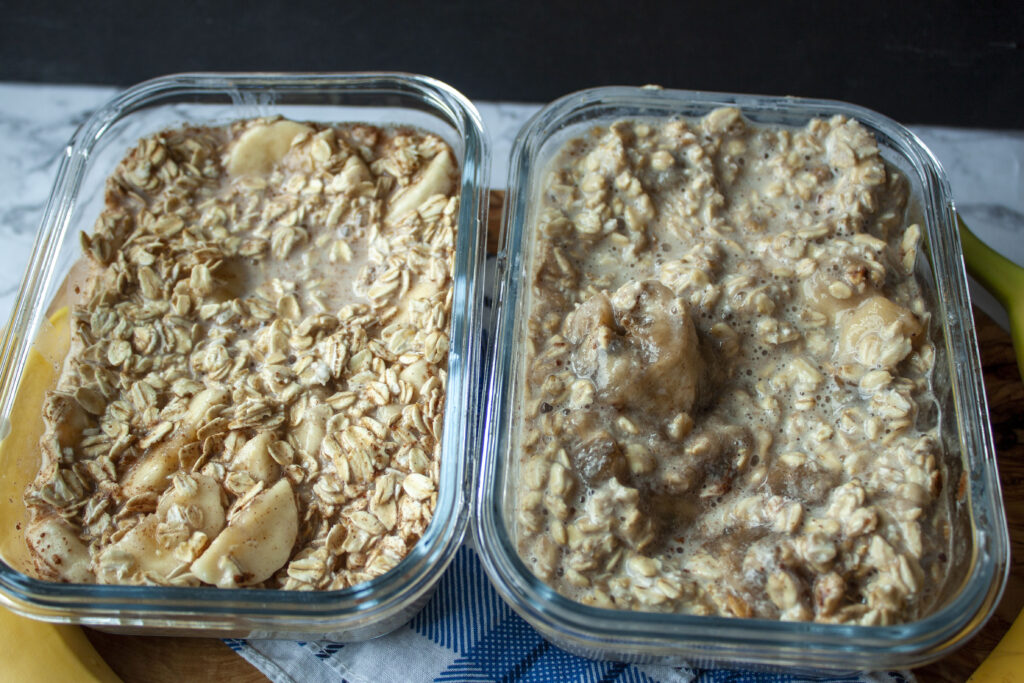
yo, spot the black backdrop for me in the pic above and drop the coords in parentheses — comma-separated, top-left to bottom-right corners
(2, 0, 1022, 128)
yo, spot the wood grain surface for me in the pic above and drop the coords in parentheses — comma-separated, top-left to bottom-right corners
(83, 629, 266, 682)
(82, 191, 1024, 682)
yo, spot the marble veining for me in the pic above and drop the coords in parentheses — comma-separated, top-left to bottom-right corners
(0, 84, 1020, 330)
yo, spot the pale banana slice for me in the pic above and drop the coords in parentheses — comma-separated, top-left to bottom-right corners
(190, 479, 298, 587)
(226, 120, 313, 177)
(156, 473, 226, 539)
(24, 517, 93, 582)
(385, 149, 454, 223)
(121, 387, 228, 498)
(230, 432, 279, 484)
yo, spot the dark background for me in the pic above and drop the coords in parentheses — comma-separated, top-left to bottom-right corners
(2, 0, 1022, 128)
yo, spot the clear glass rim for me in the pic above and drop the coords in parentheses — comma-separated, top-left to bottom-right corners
(476, 84, 1009, 669)
(0, 71, 491, 630)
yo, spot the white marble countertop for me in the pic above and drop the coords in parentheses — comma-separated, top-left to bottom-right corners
(1, 82, 1021, 330)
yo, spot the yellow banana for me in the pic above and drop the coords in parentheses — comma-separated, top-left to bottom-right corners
(0, 607, 121, 682)
(960, 215, 1024, 680)
(959, 214, 1024, 383)
(968, 607, 1024, 682)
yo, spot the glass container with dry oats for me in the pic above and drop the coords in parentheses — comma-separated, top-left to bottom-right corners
(0, 73, 489, 640)
(477, 86, 1008, 671)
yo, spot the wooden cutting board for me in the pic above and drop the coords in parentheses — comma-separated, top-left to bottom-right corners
(82, 191, 1024, 682)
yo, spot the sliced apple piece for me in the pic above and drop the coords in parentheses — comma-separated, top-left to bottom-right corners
(156, 472, 225, 539)
(121, 387, 228, 497)
(385, 149, 454, 223)
(190, 479, 298, 587)
(96, 515, 180, 584)
(24, 517, 93, 583)
(226, 120, 313, 176)
(230, 432, 279, 484)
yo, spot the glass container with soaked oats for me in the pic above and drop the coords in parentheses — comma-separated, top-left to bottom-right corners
(476, 86, 1008, 671)
(0, 73, 489, 639)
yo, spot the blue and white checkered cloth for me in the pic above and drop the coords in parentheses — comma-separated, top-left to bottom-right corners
(227, 543, 914, 683)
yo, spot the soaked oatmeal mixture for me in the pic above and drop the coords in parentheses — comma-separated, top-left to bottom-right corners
(25, 118, 458, 589)
(514, 108, 955, 625)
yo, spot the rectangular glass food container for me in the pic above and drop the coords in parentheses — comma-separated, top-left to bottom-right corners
(0, 72, 490, 639)
(475, 85, 1009, 671)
